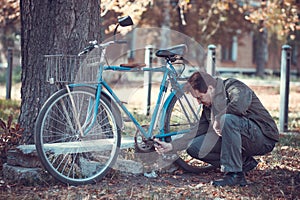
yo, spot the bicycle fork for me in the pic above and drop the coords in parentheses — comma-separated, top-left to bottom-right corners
(65, 85, 85, 137)
(63, 65, 106, 138)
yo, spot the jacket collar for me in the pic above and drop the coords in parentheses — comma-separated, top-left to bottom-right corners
(211, 78, 227, 116)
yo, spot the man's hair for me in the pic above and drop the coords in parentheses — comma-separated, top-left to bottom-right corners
(187, 71, 217, 93)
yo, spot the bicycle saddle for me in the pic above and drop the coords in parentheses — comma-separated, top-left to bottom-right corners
(155, 44, 187, 58)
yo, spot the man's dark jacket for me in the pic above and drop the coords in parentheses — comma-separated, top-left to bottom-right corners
(200, 78, 279, 142)
(171, 77, 279, 151)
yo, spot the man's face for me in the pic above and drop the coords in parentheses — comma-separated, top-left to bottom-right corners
(190, 86, 214, 107)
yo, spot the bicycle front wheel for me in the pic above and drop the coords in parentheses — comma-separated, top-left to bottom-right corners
(35, 86, 121, 185)
(164, 92, 208, 173)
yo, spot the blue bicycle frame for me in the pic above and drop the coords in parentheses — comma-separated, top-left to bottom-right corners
(67, 56, 200, 141)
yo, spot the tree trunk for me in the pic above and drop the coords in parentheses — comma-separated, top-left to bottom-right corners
(255, 28, 268, 78)
(19, 0, 101, 143)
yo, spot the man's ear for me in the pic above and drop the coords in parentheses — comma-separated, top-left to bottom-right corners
(207, 85, 215, 94)
(207, 85, 214, 91)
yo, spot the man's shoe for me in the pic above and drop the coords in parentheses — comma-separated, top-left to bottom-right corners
(212, 172, 247, 187)
(243, 157, 258, 172)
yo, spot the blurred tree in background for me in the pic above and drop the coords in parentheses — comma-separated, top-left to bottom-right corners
(243, 0, 299, 76)
(99, 0, 298, 45)
(1, 1, 299, 58)
(0, 0, 20, 65)
(99, 0, 299, 76)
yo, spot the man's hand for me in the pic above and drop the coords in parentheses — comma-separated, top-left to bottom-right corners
(213, 120, 221, 136)
(153, 139, 173, 154)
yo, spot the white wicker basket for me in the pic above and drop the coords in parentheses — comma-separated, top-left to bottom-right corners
(45, 54, 102, 84)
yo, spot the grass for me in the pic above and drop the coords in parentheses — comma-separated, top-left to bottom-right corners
(278, 133, 300, 148)
(0, 99, 20, 123)
(0, 66, 22, 85)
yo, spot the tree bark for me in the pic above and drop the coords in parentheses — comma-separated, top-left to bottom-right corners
(255, 28, 268, 78)
(19, 0, 101, 143)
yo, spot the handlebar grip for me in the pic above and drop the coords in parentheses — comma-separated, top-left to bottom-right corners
(78, 43, 98, 56)
(78, 50, 88, 56)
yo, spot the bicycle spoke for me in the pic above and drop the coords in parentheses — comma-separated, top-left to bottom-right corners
(35, 87, 121, 185)
(164, 91, 205, 172)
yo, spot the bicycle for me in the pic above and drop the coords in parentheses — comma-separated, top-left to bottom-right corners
(34, 16, 205, 185)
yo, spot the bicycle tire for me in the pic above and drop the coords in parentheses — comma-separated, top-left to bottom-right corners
(164, 92, 209, 173)
(35, 86, 121, 185)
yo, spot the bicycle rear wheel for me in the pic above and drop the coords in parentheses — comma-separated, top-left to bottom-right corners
(164, 92, 209, 173)
(35, 86, 121, 185)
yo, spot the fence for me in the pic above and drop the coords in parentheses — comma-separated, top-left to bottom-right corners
(205, 44, 293, 133)
(5, 44, 294, 132)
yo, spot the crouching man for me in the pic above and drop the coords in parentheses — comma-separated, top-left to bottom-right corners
(155, 71, 279, 186)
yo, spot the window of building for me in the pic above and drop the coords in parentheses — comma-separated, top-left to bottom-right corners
(221, 36, 238, 62)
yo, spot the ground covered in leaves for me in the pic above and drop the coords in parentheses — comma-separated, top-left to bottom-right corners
(0, 81, 299, 199)
(0, 135, 299, 200)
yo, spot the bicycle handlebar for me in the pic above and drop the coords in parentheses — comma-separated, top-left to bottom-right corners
(78, 40, 99, 56)
(78, 40, 127, 56)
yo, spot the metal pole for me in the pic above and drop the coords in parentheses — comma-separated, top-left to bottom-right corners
(6, 48, 13, 100)
(207, 44, 216, 76)
(144, 45, 153, 116)
(279, 45, 291, 132)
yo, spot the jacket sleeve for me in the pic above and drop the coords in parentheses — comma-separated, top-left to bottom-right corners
(226, 81, 253, 116)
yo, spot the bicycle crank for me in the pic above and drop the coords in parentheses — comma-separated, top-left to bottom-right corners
(134, 126, 156, 153)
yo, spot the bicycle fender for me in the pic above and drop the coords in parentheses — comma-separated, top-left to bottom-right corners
(68, 83, 97, 89)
